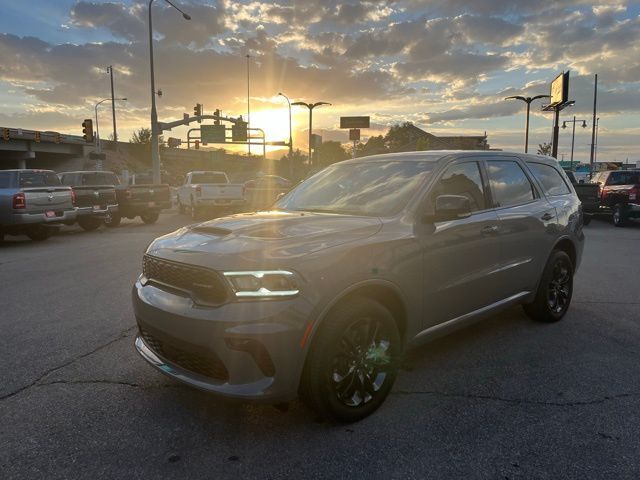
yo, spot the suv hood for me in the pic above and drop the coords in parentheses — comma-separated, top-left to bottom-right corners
(147, 211, 382, 269)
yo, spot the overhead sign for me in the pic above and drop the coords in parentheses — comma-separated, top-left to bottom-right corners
(340, 116, 370, 129)
(201, 124, 226, 143)
(549, 71, 570, 107)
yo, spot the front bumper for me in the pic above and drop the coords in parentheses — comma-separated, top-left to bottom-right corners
(76, 204, 119, 218)
(10, 209, 77, 225)
(132, 279, 313, 402)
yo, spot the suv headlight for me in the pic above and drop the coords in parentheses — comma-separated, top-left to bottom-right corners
(222, 270, 300, 298)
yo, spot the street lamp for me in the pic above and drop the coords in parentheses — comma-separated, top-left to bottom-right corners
(246, 54, 251, 155)
(148, 0, 191, 184)
(291, 101, 331, 170)
(594, 117, 600, 163)
(505, 94, 550, 153)
(562, 116, 587, 169)
(95, 97, 127, 151)
(278, 93, 293, 156)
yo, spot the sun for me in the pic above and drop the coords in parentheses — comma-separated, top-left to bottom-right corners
(249, 108, 292, 144)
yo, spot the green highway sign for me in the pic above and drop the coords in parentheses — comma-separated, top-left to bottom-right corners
(201, 124, 226, 143)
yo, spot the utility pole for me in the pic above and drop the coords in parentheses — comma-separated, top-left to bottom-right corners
(107, 66, 118, 142)
(589, 74, 598, 178)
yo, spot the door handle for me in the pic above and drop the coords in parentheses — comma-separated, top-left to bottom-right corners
(481, 225, 499, 235)
(541, 212, 555, 221)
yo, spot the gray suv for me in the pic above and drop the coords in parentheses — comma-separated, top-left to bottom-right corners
(133, 151, 584, 422)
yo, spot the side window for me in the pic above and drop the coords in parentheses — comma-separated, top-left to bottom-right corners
(431, 161, 486, 212)
(486, 161, 535, 208)
(528, 163, 571, 196)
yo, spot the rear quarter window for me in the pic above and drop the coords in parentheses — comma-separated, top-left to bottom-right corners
(528, 163, 571, 196)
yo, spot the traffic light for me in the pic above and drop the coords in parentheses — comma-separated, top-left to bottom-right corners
(34, 131, 41, 143)
(2, 128, 9, 141)
(214, 109, 221, 125)
(193, 103, 202, 123)
(82, 119, 94, 143)
(194, 140, 200, 150)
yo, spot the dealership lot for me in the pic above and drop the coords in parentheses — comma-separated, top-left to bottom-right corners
(1, 214, 639, 479)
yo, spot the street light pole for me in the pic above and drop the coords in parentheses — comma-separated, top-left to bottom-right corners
(278, 93, 293, 156)
(292, 101, 331, 171)
(246, 54, 251, 156)
(148, 0, 191, 184)
(505, 94, 550, 153)
(106, 66, 118, 142)
(594, 117, 600, 163)
(561, 116, 587, 170)
(95, 98, 127, 152)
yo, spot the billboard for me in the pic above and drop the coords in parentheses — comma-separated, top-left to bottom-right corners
(340, 116, 370, 129)
(549, 71, 570, 107)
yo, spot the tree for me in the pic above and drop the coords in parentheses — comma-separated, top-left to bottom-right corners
(537, 142, 552, 156)
(416, 136, 432, 151)
(130, 127, 152, 144)
(316, 141, 350, 167)
(384, 122, 420, 152)
(357, 135, 387, 157)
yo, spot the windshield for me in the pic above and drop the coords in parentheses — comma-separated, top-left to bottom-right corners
(608, 171, 640, 186)
(191, 173, 227, 184)
(19, 171, 61, 188)
(274, 161, 435, 216)
(81, 172, 118, 186)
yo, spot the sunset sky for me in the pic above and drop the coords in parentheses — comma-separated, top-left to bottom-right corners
(0, 1, 638, 162)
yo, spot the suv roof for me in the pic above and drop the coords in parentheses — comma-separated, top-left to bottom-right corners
(341, 150, 559, 166)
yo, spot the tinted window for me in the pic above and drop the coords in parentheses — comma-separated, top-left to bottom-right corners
(275, 161, 435, 216)
(19, 171, 61, 188)
(0, 172, 12, 188)
(191, 173, 227, 184)
(431, 162, 486, 212)
(487, 161, 535, 207)
(607, 171, 640, 186)
(529, 163, 571, 196)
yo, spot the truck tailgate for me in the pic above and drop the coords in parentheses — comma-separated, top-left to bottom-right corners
(21, 187, 74, 213)
(201, 184, 244, 199)
(73, 186, 117, 208)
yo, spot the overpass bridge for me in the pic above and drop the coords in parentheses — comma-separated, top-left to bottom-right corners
(1, 127, 92, 170)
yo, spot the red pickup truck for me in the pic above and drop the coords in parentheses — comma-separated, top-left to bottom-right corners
(592, 170, 640, 227)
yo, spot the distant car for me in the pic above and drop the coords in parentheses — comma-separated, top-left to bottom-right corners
(133, 151, 584, 422)
(58, 171, 118, 231)
(177, 171, 246, 219)
(244, 175, 292, 210)
(0, 169, 76, 241)
(592, 170, 640, 226)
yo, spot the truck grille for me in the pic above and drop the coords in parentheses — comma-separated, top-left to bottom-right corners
(139, 327, 229, 381)
(142, 255, 228, 306)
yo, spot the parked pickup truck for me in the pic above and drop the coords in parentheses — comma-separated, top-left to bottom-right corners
(59, 171, 118, 231)
(177, 171, 246, 219)
(244, 175, 292, 210)
(592, 169, 640, 227)
(564, 171, 599, 225)
(0, 169, 76, 241)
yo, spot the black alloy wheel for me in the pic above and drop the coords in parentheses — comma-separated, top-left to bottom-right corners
(300, 297, 401, 422)
(523, 250, 573, 323)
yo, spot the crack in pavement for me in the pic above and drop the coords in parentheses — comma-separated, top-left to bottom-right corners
(392, 390, 635, 407)
(0, 326, 136, 402)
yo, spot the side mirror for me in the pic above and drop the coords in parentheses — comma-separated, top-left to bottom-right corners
(424, 195, 472, 222)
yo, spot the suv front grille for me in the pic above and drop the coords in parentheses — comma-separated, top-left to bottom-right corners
(139, 327, 229, 381)
(142, 255, 228, 306)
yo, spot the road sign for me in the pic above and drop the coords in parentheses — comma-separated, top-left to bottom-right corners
(340, 116, 370, 129)
(311, 134, 323, 149)
(349, 129, 360, 141)
(232, 121, 248, 142)
(201, 124, 226, 143)
(549, 71, 569, 107)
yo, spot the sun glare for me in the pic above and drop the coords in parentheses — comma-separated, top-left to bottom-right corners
(250, 108, 292, 144)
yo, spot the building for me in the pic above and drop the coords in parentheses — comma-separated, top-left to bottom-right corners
(401, 124, 489, 151)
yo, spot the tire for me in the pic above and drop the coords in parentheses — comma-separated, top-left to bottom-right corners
(523, 250, 573, 323)
(26, 226, 54, 241)
(299, 297, 401, 423)
(613, 204, 627, 227)
(140, 212, 160, 224)
(77, 216, 102, 232)
(582, 214, 592, 226)
(104, 212, 121, 228)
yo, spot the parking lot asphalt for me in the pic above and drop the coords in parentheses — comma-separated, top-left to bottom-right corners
(1, 214, 640, 479)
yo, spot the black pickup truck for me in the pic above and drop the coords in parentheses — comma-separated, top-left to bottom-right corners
(565, 171, 600, 225)
(109, 172, 171, 227)
(59, 171, 118, 231)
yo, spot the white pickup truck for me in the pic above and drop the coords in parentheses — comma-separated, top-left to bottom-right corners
(177, 171, 246, 219)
